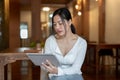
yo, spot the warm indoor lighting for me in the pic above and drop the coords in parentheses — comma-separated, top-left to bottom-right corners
(75, 0, 82, 16)
(49, 13, 53, 18)
(78, 11, 82, 16)
(75, 3, 81, 10)
(77, 0, 82, 4)
(42, 7, 50, 11)
(75, 4, 79, 10)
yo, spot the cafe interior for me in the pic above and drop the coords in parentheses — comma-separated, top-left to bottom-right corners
(0, 0, 120, 80)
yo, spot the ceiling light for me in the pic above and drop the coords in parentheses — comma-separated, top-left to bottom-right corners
(78, 11, 82, 16)
(42, 7, 50, 12)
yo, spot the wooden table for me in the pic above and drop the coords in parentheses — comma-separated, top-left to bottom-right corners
(0, 47, 41, 80)
(0, 53, 29, 80)
(1, 47, 38, 53)
(87, 43, 120, 74)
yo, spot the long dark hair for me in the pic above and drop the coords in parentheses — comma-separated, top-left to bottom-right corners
(51, 7, 76, 34)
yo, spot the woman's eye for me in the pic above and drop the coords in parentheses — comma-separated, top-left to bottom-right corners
(53, 21, 63, 27)
(58, 22, 63, 25)
(53, 23, 56, 27)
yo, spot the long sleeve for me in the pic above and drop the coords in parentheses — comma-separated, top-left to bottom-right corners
(44, 35, 87, 76)
(57, 39, 87, 75)
(44, 36, 56, 54)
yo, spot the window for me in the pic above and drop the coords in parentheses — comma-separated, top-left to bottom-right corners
(20, 23, 28, 39)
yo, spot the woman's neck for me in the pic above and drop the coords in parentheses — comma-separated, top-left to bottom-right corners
(55, 31, 76, 41)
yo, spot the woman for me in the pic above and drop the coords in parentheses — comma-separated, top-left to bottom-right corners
(42, 7, 87, 80)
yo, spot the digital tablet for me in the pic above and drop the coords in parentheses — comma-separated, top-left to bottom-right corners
(26, 53, 60, 67)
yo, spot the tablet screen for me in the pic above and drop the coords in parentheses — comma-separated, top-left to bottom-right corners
(26, 53, 60, 67)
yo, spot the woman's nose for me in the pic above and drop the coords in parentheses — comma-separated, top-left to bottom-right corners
(55, 23, 60, 29)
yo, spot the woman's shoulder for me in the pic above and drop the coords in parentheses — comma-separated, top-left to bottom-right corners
(77, 35, 87, 44)
(47, 35, 55, 39)
(46, 35, 55, 42)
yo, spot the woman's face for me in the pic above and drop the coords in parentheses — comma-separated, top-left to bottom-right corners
(53, 15, 70, 37)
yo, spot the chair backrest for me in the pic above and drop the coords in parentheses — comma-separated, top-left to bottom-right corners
(99, 49, 113, 56)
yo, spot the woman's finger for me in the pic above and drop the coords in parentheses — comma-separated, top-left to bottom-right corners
(46, 59, 54, 68)
(42, 62, 53, 72)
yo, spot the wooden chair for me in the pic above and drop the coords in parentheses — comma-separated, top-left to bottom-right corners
(99, 49, 114, 71)
(24, 49, 49, 80)
(24, 49, 42, 80)
(116, 48, 120, 73)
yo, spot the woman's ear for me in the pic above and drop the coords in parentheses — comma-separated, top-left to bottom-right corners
(68, 19, 72, 26)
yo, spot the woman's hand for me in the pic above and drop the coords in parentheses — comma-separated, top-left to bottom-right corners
(42, 60, 58, 74)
